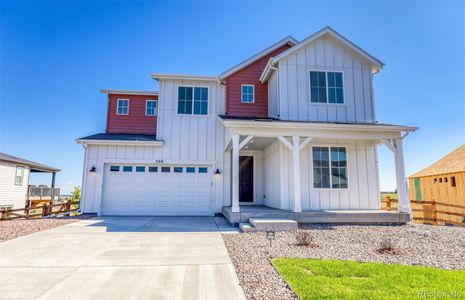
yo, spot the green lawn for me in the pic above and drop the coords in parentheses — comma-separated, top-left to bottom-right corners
(272, 258, 465, 300)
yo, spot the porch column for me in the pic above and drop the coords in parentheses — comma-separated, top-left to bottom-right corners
(231, 134, 240, 213)
(394, 138, 410, 213)
(292, 136, 302, 213)
(382, 138, 410, 214)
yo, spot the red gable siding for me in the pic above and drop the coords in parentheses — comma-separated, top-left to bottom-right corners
(225, 44, 292, 118)
(106, 94, 158, 135)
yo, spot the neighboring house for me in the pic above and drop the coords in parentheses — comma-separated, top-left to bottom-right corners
(77, 27, 417, 223)
(0, 152, 60, 210)
(408, 144, 465, 226)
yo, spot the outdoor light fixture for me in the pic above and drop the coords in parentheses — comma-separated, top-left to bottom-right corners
(89, 166, 96, 173)
(214, 168, 221, 175)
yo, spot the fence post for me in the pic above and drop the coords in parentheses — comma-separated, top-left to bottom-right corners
(386, 196, 391, 211)
(42, 204, 48, 217)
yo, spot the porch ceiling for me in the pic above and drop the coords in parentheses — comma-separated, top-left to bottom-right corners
(240, 136, 275, 150)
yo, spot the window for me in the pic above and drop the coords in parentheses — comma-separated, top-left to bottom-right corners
(310, 71, 344, 104)
(177, 86, 208, 115)
(117, 99, 129, 115)
(434, 178, 438, 183)
(136, 166, 145, 172)
(14, 166, 24, 185)
(312, 147, 348, 189)
(241, 85, 254, 103)
(186, 167, 195, 173)
(198, 167, 208, 173)
(161, 167, 171, 173)
(444, 177, 448, 183)
(146, 100, 157, 116)
(451, 176, 456, 187)
(174, 167, 183, 173)
(439, 178, 443, 183)
(123, 166, 133, 172)
(148, 166, 158, 173)
(110, 166, 120, 172)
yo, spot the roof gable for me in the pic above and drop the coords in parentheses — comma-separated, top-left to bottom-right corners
(409, 144, 465, 178)
(260, 26, 384, 82)
(218, 36, 298, 80)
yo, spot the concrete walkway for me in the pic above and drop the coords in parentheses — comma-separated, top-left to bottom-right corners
(0, 217, 244, 300)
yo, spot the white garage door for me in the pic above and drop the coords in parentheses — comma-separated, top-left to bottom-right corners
(101, 164, 212, 216)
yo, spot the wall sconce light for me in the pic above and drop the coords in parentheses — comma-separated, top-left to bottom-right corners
(89, 166, 96, 173)
(214, 168, 221, 175)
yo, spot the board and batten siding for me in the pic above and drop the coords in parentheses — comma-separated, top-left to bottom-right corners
(81, 79, 231, 214)
(262, 138, 380, 211)
(0, 162, 30, 209)
(275, 35, 376, 123)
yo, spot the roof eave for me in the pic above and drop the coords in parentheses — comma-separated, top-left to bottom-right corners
(76, 139, 164, 146)
(100, 89, 159, 96)
(151, 73, 219, 82)
(218, 36, 298, 81)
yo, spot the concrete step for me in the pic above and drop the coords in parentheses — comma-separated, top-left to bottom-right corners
(240, 218, 298, 232)
(239, 223, 256, 233)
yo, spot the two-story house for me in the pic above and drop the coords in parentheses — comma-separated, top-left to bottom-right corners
(77, 27, 417, 224)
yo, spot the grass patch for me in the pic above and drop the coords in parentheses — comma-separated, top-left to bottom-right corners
(272, 258, 465, 300)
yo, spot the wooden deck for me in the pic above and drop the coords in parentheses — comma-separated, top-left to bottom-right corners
(222, 205, 410, 225)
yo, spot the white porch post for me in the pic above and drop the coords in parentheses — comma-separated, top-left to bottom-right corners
(292, 136, 302, 213)
(231, 134, 240, 213)
(382, 138, 410, 214)
(394, 138, 410, 213)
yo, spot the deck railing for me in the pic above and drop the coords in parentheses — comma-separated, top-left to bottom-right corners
(0, 201, 80, 221)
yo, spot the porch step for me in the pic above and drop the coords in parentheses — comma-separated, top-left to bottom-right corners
(239, 218, 298, 232)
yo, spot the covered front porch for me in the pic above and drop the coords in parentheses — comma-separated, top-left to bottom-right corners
(220, 116, 417, 225)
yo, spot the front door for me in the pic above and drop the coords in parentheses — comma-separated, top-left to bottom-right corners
(239, 156, 254, 203)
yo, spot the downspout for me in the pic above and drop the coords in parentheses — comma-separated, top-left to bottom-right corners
(80, 143, 88, 213)
(270, 64, 280, 118)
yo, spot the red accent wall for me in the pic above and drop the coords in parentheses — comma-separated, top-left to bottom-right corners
(225, 44, 292, 118)
(106, 94, 158, 135)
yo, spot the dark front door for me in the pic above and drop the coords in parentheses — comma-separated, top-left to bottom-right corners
(239, 156, 254, 203)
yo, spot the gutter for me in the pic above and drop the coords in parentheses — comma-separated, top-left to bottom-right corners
(75, 139, 165, 147)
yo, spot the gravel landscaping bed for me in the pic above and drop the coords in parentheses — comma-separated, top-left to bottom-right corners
(0, 214, 95, 243)
(222, 224, 465, 300)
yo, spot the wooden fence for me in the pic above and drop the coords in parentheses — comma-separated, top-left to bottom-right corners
(0, 201, 80, 221)
(382, 196, 465, 227)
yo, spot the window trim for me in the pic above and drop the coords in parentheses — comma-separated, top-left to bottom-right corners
(14, 166, 25, 186)
(311, 145, 349, 190)
(308, 69, 345, 105)
(176, 85, 209, 117)
(145, 99, 158, 116)
(241, 84, 255, 103)
(116, 98, 130, 115)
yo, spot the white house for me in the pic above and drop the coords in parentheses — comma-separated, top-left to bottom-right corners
(77, 27, 417, 224)
(0, 152, 59, 210)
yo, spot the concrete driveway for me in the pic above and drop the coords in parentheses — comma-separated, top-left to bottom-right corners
(0, 217, 245, 300)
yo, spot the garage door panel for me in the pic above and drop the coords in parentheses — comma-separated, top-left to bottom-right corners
(102, 164, 212, 216)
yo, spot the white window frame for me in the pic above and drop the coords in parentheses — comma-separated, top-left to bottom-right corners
(241, 84, 255, 103)
(14, 166, 25, 186)
(116, 98, 129, 115)
(145, 99, 158, 116)
(309, 69, 345, 105)
(176, 85, 209, 116)
(311, 145, 349, 190)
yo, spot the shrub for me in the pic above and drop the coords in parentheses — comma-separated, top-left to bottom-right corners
(295, 231, 318, 248)
(376, 239, 402, 255)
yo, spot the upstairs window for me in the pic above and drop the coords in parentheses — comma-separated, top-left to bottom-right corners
(178, 86, 208, 115)
(146, 100, 158, 116)
(117, 99, 129, 115)
(312, 146, 348, 189)
(241, 85, 255, 103)
(15, 166, 24, 185)
(310, 71, 344, 104)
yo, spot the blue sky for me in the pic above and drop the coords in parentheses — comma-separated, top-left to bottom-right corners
(1, 1, 464, 194)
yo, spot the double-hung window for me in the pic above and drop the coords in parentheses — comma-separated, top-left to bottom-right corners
(312, 146, 348, 189)
(310, 71, 344, 104)
(241, 85, 254, 103)
(178, 86, 208, 115)
(117, 99, 129, 115)
(146, 100, 157, 116)
(14, 166, 24, 185)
